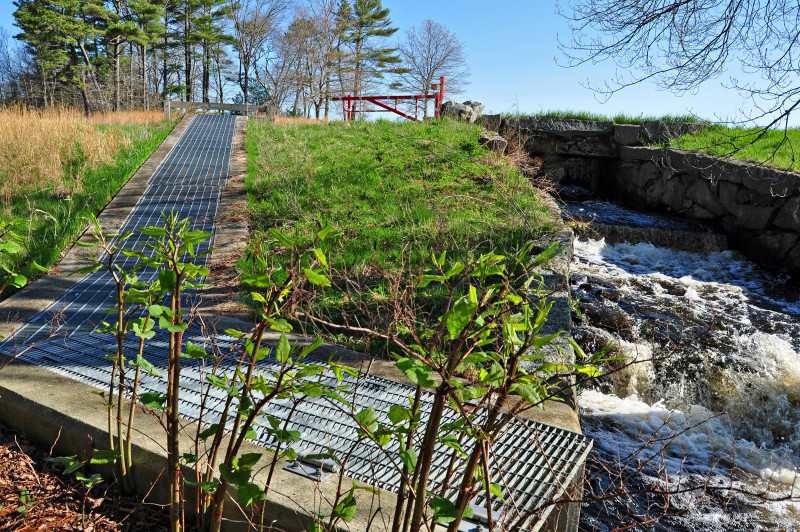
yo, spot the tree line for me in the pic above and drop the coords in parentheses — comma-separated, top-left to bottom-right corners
(3, 0, 470, 119)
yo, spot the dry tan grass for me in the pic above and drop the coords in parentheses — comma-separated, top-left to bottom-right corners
(0, 106, 129, 203)
(90, 109, 167, 125)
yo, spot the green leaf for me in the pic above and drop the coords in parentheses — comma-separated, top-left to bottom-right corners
(241, 273, 272, 288)
(131, 318, 156, 340)
(463, 352, 495, 365)
(332, 491, 357, 522)
(183, 229, 212, 246)
(0, 241, 21, 254)
(198, 424, 220, 440)
(237, 453, 262, 469)
(511, 382, 545, 406)
(323, 388, 349, 406)
(275, 333, 291, 363)
(75, 472, 103, 488)
(533, 331, 564, 350)
(530, 241, 563, 268)
(89, 449, 119, 464)
(206, 375, 238, 396)
(251, 291, 267, 303)
(354, 408, 378, 434)
(316, 223, 333, 241)
(388, 405, 410, 425)
(445, 296, 477, 340)
(574, 364, 601, 378)
(303, 268, 331, 287)
(139, 227, 166, 237)
(74, 263, 103, 275)
(220, 464, 250, 487)
(131, 354, 161, 377)
(148, 305, 164, 317)
(438, 434, 464, 454)
(395, 358, 436, 388)
(8, 273, 26, 288)
(159, 270, 177, 291)
(399, 448, 417, 470)
(158, 315, 188, 333)
(268, 318, 292, 332)
(299, 337, 323, 358)
(47, 456, 83, 475)
(224, 328, 248, 339)
(430, 497, 459, 524)
(184, 479, 218, 493)
(313, 247, 328, 268)
(479, 363, 505, 386)
(489, 482, 505, 501)
(270, 228, 296, 248)
(444, 262, 464, 280)
(567, 336, 589, 360)
(183, 341, 207, 359)
(238, 482, 266, 507)
(139, 392, 167, 410)
(418, 274, 446, 288)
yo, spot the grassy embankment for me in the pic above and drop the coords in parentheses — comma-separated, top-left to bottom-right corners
(669, 126, 800, 172)
(245, 118, 557, 349)
(504, 109, 705, 124)
(0, 107, 175, 288)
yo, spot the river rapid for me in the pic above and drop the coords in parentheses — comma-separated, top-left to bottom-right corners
(564, 194, 800, 531)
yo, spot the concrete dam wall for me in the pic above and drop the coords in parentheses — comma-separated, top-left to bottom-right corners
(486, 116, 800, 273)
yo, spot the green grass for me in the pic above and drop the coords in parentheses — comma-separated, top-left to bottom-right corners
(245, 118, 557, 348)
(2, 120, 175, 285)
(669, 125, 800, 171)
(502, 110, 706, 125)
(246, 118, 554, 269)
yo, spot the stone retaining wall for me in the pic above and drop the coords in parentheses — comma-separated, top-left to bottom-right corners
(484, 115, 800, 272)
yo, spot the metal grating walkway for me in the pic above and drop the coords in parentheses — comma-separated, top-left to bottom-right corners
(1, 114, 591, 530)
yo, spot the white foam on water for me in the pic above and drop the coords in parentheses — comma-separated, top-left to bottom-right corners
(574, 235, 800, 527)
(573, 238, 800, 318)
(580, 390, 800, 524)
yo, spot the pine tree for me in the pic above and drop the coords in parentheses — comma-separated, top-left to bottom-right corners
(346, 0, 403, 100)
(177, 0, 200, 101)
(194, 0, 231, 102)
(14, 0, 109, 113)
(129, 0, 165, 109)
(106, 0, 146, 111)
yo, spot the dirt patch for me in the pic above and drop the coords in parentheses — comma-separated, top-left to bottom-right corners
(200, 116, 251, 321)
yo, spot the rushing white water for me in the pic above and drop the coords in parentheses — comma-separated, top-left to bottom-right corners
(572, 235, 800, 530)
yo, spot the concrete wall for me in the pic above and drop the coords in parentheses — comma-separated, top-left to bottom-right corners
(485, 115, 800, 273)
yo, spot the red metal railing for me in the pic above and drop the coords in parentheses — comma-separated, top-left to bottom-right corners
(332, 77, 446, 121)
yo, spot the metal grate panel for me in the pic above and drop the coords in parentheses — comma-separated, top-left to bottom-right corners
(1, 114, 591, 530)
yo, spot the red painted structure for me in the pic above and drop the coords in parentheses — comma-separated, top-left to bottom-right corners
(332, 77, 446, 121)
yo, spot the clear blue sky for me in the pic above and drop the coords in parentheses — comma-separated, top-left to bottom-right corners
(0, 1, 769, 123)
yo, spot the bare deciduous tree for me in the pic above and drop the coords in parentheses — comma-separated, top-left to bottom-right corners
(395, 19, 470, 118)
(559, 0, 800, 131)
(229, 0, 291, 106)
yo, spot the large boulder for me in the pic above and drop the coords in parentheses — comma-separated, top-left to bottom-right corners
(478, 131, 507, 154)
(440, 100, 484, 123)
